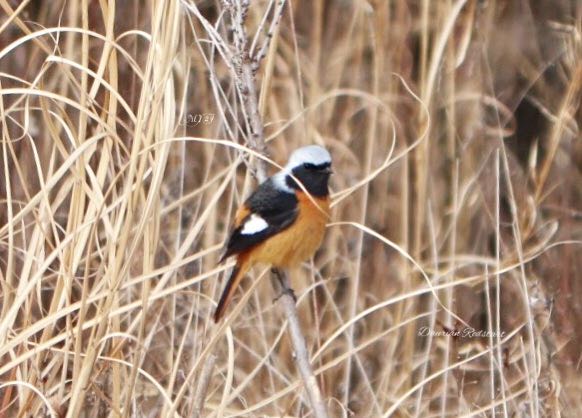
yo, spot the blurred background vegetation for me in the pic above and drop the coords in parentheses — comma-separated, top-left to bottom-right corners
(0, 0, 580, 416)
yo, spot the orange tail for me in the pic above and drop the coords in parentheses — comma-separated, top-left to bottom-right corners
(214, 257, 250, 322)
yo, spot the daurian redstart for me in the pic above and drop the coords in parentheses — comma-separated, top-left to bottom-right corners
(214, 145, 332, 322)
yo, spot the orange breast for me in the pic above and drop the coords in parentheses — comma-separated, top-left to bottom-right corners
(249, 192, 330, 268)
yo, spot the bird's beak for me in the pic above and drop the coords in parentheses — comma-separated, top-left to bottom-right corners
(323, 167, 334, 174)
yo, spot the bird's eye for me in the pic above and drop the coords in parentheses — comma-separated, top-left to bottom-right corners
(303, 163, 316, 170)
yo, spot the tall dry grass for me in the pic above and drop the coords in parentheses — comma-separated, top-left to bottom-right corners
(0, 0, 581, 417)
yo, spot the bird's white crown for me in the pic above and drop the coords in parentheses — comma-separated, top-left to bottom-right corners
(272, 145, 331, 192)
(284, 145, 331, 171)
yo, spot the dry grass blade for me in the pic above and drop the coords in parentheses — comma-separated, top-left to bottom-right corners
(0, 1, 580, 417)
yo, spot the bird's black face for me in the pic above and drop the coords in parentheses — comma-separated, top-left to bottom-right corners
(287, 162, 332, 197)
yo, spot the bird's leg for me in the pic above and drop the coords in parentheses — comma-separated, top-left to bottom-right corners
(271, 268, 297, 304)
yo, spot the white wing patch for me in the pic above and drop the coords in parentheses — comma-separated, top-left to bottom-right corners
(240, 214, 269, 235)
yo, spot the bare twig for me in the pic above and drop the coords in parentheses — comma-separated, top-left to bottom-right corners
(250, 0, 286, 71)
(220, 1, 330, 417)
(225, 0, 268, 179)
(183, 1, 329, 415)
(191, 354, 216, 418)
(272, 270, 330, 418)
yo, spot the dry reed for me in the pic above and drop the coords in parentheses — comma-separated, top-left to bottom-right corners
(0, 0, 581, 417)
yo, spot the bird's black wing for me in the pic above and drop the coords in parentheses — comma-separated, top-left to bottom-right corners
(219, 179, 298, 261)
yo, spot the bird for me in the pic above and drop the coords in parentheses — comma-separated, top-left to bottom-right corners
(214, 145, 333, 322)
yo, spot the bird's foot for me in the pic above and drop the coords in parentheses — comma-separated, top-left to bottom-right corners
(273, 287, 297, 304)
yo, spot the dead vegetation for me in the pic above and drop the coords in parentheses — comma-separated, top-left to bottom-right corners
(0, 0, 581, 417)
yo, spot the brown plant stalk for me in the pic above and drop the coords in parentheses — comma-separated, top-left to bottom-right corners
(220, 1, 330, 417)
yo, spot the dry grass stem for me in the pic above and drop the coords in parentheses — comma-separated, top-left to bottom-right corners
(1, 1, 581, 417)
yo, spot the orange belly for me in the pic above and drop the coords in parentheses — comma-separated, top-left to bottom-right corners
(249, 193, 330, 268)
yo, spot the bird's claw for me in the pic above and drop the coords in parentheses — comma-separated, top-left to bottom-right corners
(273, 287, 297, 304)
